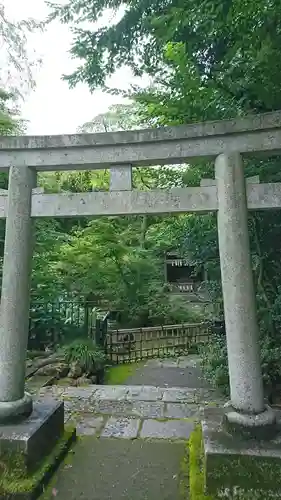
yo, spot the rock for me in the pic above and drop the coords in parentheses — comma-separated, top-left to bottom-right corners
(90, 375, 97, 384)
(77, 376, 92, 386)
(36, 362, 69, 378)
(71, 376, 92, 386)
(68, 361, 83, 379)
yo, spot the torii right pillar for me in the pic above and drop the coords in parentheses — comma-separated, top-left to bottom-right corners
(202, 152, 281, 499)
(216, 152, 274, 427)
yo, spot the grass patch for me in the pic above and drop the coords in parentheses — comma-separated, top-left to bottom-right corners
(189, 425, 213, 500)
(104, 362, 144, 385)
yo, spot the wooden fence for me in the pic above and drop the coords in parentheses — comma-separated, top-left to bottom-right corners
(105, 322, 211, 363)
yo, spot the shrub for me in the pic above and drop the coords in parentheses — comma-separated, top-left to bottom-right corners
(199, 335, 229, 395)
(200, 330, 281, 396)
(63, 339, 107, 374)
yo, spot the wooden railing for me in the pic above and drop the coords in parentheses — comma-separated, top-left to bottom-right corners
(106, 322, 210, 363)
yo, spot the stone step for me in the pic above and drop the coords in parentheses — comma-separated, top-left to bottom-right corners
(36, 383, 226, 439)
(38, 384, 224, 405)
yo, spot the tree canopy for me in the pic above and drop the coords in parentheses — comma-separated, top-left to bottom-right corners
(0, 2, 42, 100)
(49, 0, 281, 114)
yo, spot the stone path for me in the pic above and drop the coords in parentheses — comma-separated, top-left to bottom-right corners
(38, 356, 225, 499)
(36, 356, 225, 440)
(42, 438, 188, 500)
(123, 356, 211, 388)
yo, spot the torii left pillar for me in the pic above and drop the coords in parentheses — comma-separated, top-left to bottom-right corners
(0, 165, 36, 421)
(0, 165, 72, 495)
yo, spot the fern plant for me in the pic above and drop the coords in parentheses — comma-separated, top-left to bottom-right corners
(63, 339, 106, 374)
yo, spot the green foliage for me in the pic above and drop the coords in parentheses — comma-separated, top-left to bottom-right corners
(77, 103, 143, 132)
(48, 0, 281, 117)
(200, 336, 229, 395)
(28, 300, 88, 350)
(63, 339, 106, 373)
(201, 324, 281, 395)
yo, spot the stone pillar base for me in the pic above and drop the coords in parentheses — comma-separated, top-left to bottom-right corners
(0, 400, 76, 499)
(223, 402, 277, 440)
(0, 392, 33, 424)
(202, 406, 281, 498)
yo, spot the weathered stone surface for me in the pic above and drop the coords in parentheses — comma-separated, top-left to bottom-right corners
(203, 407, 281, 495)
(62, 386, 97, 399)
(164, 403, 199, 419)
(68, 361, 83, 379)
(196, 388, 226, 404)
(90, 399, 134, 416)
(145, 359, 179, 368)
(0, 166, 36, 421)
(0, 428, 76, 500)
(131, 401, 165, 419)
(162, 388, 197, 403)
(44, 435, 185, 500)
(216, 152, 264, 414)
(177, 355, 201, 369)
(38, 386, 65, 398)
(101, 417, 140, 439)
(2, 111, 281, 173)
(126, 386, 163, 401)
(72, 376, 93, 386)
(36, 362, 69, 378)
(0, 400, 64, 476)
(76, 416, 105, 436)
(94, 386, 129, 400)
(224, 403, 277, 440)
(140, 419, 194, 439)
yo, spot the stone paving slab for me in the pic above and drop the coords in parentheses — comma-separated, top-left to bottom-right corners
(101, 417, 141, 438)
(41, 438, 185, 500)
(90, 399, 134, 416)
(35, 354, 225, 445)
(145, 359, 179, 368)
(94, 386, 129, 400)
(162, 387, 197, 402)
(131, 401, 165, 419)
(164, 402, 199, 419)
(124, 354, 210, 388)
(38, 383, 223, 404)
(76, 416, 105, 436)
(140, 419, 195, 439)
(125, 386, 164, 401)
(62, 386, 98, 399)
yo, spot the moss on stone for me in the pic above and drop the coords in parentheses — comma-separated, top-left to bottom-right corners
(0, 426, 76, 496)
(0, 449, 27, 479)
(190, 425, 281, 499)
(179, 441, 189, 499)
(206, 450, 281, 493)
(105, 362, 144, 385)
(189, 425, 213, 500)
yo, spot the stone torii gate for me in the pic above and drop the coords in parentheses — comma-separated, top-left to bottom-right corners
(1, 110, 281, 496)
